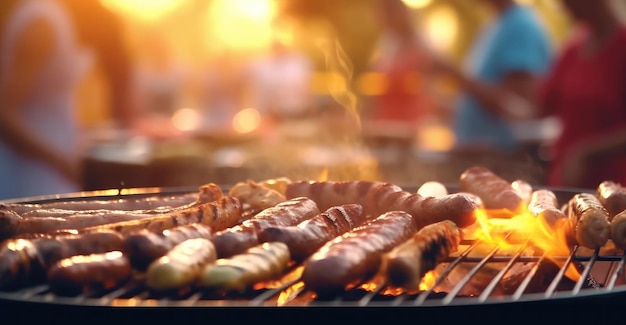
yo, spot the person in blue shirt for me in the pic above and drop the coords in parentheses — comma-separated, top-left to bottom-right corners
(429, 0, 552, 153)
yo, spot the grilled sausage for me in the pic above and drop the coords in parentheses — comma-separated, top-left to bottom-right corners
(257, 204, 366, 262)
(145, 238, 217, 291)
(212, 197, 319, 258)
(285, 181, 481, 228)
(382, 220, 461, 290)
(459, 166, 523, 211)
(416, 181, 448, 198)
(199, 242, 290, 293)
(0, 231, 125, 290)
(47, 251, 132, 296)
(610, 210, 626, 250)
(567, 193, 611, 249)
(301, 211, 418, 294)
(123, 223, 213, 271)
(73, 196, 242, 236)
(511, 179, 533, 205)
(596, 181, 626, 219)
(528, 189, 568, 233)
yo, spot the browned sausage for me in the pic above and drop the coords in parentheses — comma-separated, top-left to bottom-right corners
(567, 193, 611, 249)
(0, 231, 125, 290)
(47, 251, 132, 296)
(285, 181, 481, 228)
(256, 204, 366, 262)
(212, 197, 319, 258)
(123, 223, 213, 271)
(73, 196, 242, 236)
(528, 189, 568, 233)
(596, 181, 626, 219)
(610, 210, 626, 249)
(382, 220, 461, 290)
(459, 166, 523, 211)
(301, 211, 418, 294)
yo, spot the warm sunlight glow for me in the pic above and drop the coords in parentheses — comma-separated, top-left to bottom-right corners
(356, 72, 389, 96)
(416, 123, 455, 151)
(402, 0, 433, 9)
(232, 108, 261, 133)
(172, 108, 201, 131)
(206, 0, 277, 52)
(100, 0, 186, 22)
(422, 5, 459, 53)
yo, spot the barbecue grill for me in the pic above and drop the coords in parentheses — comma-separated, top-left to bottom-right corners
(1, 186, 625, 323)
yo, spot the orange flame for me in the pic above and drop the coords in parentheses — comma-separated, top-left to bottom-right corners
(467, 202, 580, 281)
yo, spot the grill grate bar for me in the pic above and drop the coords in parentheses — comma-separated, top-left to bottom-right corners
(478, 238, 532, 302)
(604, 254, 626, 290)
(572, 248, 600, 294)
(544, 245, 579, 298)
(511, 253, 548, 300)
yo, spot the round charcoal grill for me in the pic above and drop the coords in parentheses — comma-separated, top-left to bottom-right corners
(1, 185, 625, 317)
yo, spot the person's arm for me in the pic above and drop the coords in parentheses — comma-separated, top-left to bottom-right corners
(0, 18, 79, 183)
(430, 54, 540, 121)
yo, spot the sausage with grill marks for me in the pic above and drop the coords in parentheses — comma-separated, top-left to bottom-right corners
(47, 251, 132, 296)
(285, 181, 481, 228)
(0, 183, 224, 239)
(459, 166, 523, 211)
(596, 181, 626, 219)
(145, 238, 217, 291)
(212, 197, 319, 258)
(0, 231, 125, 290)
(610, 209, 626, 249)
(1, 182, 223, 216)
(382, 220, 461, 290)
(567, 193, 611, 249)
(68, 196, 242, 236)
(256, 204, 366, 262)
(123, 223, 213, 271)
(301, 211, 418, 294)
(199, 242, 290, 293)
(528, 189, 568, 233)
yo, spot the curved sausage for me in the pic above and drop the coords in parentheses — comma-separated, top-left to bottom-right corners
(528, 189, 568, 234)
(301, 211, 418, 294)
(285, 181, 481, 228)
(212, 197, 319, 258)
(47, 251, 132, 296)
(459, 166, 523, 211)
(257, 204, 366, 262)
(610, 210, 626, 250)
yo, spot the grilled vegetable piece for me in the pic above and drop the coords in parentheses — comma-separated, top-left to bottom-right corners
(212, 197, 319, 258)
(382, 220, 461, 290)
(458, 166, 523, 211)
(123, 223, 213, 271)
(567, 193, 611, 249)
(528, 189, 568, 233)
(73, 196, 242, 236)
(229, 180, 286, 213)
(285, 181, 481, 228)
(256, 204, 366, 262)
(145, 238, 217, 291)
(301, 211, 418, 294)
(47, 251, 132, 296)
(610, 210, 626, 249)
(199, 242, 290, 292)
(0, 231, 125, 290)
(596, 181, 626, 218)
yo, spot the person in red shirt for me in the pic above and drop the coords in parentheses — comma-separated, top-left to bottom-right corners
(537, 0, 626, 188)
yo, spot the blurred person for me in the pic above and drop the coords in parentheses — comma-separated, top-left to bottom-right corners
(366, 0, 437, 133)
(534, 0, 626, 188)
(0, 0, 135, 199)
(428, 0, 552, 153)
(244, 38, 314, 122)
